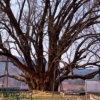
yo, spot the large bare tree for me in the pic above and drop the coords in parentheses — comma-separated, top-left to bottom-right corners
(0, 0, 100, 91)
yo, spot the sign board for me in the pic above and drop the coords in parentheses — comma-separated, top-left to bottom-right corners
(85, 80, 100, 93)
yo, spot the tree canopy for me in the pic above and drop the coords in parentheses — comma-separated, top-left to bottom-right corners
(0, 0, 100, 91)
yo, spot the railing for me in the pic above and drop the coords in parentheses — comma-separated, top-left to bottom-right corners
(2, 87, 20, 98)
(0, 87, 33, 100)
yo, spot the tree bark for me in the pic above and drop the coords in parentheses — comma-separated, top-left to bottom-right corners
(26, 77, 59, 91)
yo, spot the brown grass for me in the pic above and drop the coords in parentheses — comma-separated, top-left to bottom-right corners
(32, 90, 88, 100)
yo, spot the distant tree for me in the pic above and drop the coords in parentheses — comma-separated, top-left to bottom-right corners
(79, 87, 85, 91)
(0, 0, 100, 91)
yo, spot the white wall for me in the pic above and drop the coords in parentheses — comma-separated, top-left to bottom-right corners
(85, 80, 100, 92)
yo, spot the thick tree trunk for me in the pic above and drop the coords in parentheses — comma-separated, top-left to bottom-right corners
(27, 79, 59, 91)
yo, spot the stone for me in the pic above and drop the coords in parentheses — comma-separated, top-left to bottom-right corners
(77, 98, 82, 100)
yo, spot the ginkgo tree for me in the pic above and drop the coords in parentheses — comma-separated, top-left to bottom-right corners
(0, 0, 100, 91)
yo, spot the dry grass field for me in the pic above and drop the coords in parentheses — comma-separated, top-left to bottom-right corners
(0, 90, 89, 100)
(32, 90, 88, 100)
